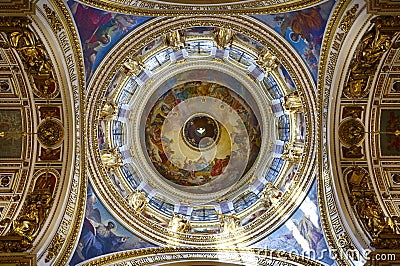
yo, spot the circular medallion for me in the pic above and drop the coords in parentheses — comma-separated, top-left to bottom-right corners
(182, 114, 220, 151)
(37, 119, 64, 147)
(392, 173, 400, 185)
(338, 118, 365, 146)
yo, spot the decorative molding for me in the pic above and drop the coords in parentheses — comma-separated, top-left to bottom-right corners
(0, 0, 37, 16)
(366, 0, 400, 15)
(78, 0, 322, 15)
(0, 252, 36, 265)
(81, 247, 325, 266)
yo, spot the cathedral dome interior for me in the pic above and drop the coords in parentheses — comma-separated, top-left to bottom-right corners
(0, 0, 400, 265)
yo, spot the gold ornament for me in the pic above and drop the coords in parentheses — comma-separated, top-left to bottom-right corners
(338, 118, 365, 146)
(37, 119, 64, 147)
(344, 16, 395, 99)
(339, 4, 359, 33)
(43, 4, 63, 33)
(45, 233, 65, 262)
(163, 29, 185, 50)
(256, 48, 278, 73)
(100, 99, 118, 120)
(218, 213, 241, 233)
(213, 27, 235, 50)
(283, 90, 302, 114)
(259, 182, 283, 209)
(168, 213, 191, 233)
(281, 142, 303, 163)
(122, 55, 146, 76)
(100, 147, 123, 170)
(126, 189, 148, 213)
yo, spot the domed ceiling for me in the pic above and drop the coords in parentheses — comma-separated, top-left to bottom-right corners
(84, 15, 318, 251)
(1, 0, 400, 266)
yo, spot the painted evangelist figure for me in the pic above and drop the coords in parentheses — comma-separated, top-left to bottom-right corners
(67, 0, 150, 81)
(70, 185, 153, 265)
(255, 0, 335, 81)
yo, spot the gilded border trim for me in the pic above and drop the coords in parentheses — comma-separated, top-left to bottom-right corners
(81, 247, 325, 266)
(78, 0, 324, 15)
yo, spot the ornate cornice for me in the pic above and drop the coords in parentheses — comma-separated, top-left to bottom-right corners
(80, 247, 325, 266)
(317, 0, 368, 265)
(78, 0, 323, 15)
(0, 0, 38, 16)
(41, 0, 87, 265)
(366, 0, 400, 15)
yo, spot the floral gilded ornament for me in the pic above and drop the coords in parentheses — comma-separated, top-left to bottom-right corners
(0, 17, 60, 99)
(338, 118, 365, 146)
(0, 171, 56, 252)
(343, 16, 397, 99)
(339, 4, 359, 33)
(37, 119, 64, 148)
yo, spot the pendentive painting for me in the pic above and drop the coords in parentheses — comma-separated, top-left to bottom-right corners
(254, 0, 336, 82)
(70, 184, 154, 265)
(67, 0, 151, 81)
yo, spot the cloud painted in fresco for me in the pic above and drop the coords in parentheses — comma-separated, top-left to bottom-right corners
(67, 0, 152, 81)
(254, 0, 336, 83)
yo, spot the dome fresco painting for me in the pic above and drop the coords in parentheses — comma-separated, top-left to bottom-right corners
(1, 0, 400, 265)
(89, 20, 317, 248)
(144, 80, 261, 191)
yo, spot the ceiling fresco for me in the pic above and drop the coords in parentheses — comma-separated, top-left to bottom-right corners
(67, 0, 151, 81)
(70, 183, 154, 265)
(254, 0, 336, 82)
(144, 80, 261, 191)
(1, 0, 400, 265)
(82, 13, 318, 263)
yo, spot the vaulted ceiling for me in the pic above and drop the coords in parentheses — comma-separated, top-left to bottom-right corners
(0, 0, 399, 265)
